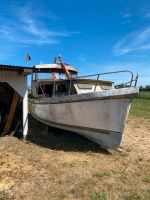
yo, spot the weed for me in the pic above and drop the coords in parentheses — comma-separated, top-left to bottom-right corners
(125, 192, 142, 200)
(119, 172, 128, 182)
(79, 181, 89, 190)
(90, 192, 107, 200)
(0, 191, 9, 200)
(138, 157, 143, 162)
(57, 193, 65, 199)
(143, 177, 150, 183)
(120, 152, 128, 157)
(92, 171, 110, 178)
(70, 188, 76, 194)
(0, 161, 5, 165)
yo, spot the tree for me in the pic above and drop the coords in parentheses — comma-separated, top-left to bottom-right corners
(139, 85, 150, 91)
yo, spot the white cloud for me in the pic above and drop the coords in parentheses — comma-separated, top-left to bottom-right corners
(17, 6, 70, 39)
(132, 54, 148, 58)
(121, 13, 132, 18)
(120, 12, 132, 24)
(0, 4, 78, 46)
(0, 25, 15, 41)
(113, 27, 150, 55)
(0, 3, 79, 60)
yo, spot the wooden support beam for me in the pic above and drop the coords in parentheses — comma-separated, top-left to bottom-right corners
(4, 91, 20, 133)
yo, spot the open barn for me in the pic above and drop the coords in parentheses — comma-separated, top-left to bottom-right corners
(0, 65, 32, 138)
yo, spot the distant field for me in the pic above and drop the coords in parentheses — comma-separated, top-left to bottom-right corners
(129, 92, 150, 118)
(138, 91, 150, 99)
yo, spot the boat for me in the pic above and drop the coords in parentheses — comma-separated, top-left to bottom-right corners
(29, 55, 139, 149)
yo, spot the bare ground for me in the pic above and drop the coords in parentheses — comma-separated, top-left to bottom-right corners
(0, 116, 150, 200)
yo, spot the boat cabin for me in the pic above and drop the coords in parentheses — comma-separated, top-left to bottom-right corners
(31, 63, 114, 99)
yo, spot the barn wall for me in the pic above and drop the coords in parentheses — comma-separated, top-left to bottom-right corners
(0, 71, 28, 138)
(0, 71, 27, 97)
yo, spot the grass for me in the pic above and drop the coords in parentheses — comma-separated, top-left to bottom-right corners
(90, 192, 107, 200)
(143, 177, 150, 183)
(124, 190, 150, 200)
(0, 98, 149, 199)
(92, 171, 110, 178)
(125, 192, 142, 200)
(138, 91, 150, 99)
(0, 191, 9, 200)
(129, 94, 150, 118)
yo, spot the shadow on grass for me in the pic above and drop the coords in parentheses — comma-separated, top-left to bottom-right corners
(27, 115, 110, 154)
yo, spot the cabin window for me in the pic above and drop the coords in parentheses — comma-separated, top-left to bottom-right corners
(55, 83, 67, 95)
(58, 84, 67, 93)
(100, 85, 112, 90)
(77, 83, 93, 89)
(44, 84, 53, 97)
(37, 84, 53, 97)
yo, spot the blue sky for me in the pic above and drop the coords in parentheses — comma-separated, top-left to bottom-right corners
(0, 0, 150, 86)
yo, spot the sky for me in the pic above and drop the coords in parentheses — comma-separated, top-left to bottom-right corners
(0, 0, 150, 86)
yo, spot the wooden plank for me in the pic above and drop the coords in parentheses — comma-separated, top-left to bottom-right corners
(4, 91, 20, 133)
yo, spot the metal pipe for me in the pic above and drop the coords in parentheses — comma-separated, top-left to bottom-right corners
(39, 84, 46, 99)
(134, 72, 138, 86)
(94, 74, 100, 92)
(76, 70, 134, 80)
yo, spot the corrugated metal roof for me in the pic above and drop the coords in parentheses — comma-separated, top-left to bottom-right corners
(0, 63, 78, 75)
(0, 64, 32, 69)
(0, 64, 32, 75)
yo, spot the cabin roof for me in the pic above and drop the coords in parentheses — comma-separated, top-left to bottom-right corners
(0, 64, 32, 75)
(33, 63, 78, 74)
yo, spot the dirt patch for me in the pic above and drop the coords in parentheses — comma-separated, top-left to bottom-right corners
(0, 117, 150, 200)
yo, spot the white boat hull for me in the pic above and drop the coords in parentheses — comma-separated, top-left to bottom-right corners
(29, 87, 139, 149)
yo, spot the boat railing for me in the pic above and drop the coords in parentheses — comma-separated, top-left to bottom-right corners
(35, 70, 138, 99)
(68, 70, 138, 94)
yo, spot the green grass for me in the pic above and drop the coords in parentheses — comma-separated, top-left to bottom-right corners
(90, 192, 107, 200)
(142, 177, 150, 183)
(125, 192, 142, 200)
(129, 97, 150, 118)
(92, 171, 110, 178)
(0, 191, 9, 200)
(138, 92, 150, 99)
(124, 190, 150, 200)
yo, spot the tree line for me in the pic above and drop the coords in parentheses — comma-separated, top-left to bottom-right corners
(139, 85, 150, 91)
